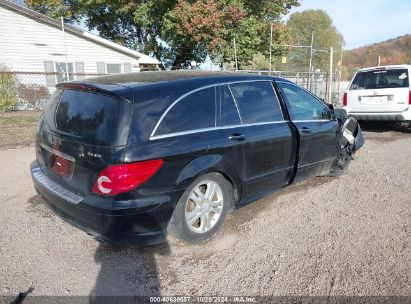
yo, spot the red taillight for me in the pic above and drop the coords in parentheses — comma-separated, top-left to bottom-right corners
(62, 83, 88, 90)
(343, 92, 348, 106)
(92, 159, 164, 196)
(409, 91, 411, 105)
(58, 83, 97, 92)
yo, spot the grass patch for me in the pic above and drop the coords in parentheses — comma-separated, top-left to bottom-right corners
(0, 111, 42, 149)
(0, 115, 40, 125)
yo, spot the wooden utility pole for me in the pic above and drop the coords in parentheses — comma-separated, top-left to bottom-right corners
(61, 17, 69, 81)
(234, 38, 238, 71)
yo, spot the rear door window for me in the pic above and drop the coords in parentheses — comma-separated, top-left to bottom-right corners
(350, 69, 409, 90)
(155, 87, 216, 136)
(278, 82, 330, 121)
(45, 89, 131, 146)
(220, 85, 241, 126)
(229, 81, 283, 124)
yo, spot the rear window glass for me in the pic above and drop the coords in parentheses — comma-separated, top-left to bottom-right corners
(229, 82, 283, 124)
(155, 87, 216, 136)
(44, 89, 131, 146)
(350, 69, 409, 90)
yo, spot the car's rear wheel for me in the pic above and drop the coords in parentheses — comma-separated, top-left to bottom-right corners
(168, 173, 231, 243)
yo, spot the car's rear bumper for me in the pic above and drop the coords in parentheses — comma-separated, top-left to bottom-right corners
(343, 107, 411, 121)
(30, 161, 180, 245)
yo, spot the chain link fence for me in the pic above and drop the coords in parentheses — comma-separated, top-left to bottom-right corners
(241, 69, 349, 107)
(0, 71, 107, 111)
(0, 69, 350, 111)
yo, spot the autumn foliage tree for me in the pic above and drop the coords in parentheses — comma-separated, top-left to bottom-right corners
(25, 0, 299, 69)
(162, 0, 231, 69)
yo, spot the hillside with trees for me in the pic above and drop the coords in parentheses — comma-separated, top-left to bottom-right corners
(343, 34, 411, 79)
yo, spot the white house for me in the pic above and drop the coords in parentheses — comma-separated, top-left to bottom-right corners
(0, 0, 159, 89)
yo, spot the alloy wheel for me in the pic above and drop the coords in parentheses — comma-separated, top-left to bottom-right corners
(184, 180, 224, 233)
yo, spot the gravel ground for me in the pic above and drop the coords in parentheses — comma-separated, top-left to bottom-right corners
(0, 125, 410, 299)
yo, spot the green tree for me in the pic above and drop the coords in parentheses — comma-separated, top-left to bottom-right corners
(0, 65, 18, 111)
(208, 1, 298, 69)
(242, 53, 269, 70)
(285, 9, 344, 72)
(25, 0, 299, 69)
(25, 0, 78, 21)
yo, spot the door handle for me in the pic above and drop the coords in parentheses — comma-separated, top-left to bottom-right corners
(300, 127, 312, 134)
(228, 134, 246, 141)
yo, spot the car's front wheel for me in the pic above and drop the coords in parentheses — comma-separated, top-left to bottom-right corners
(329, 117, 360, 176)
(168, 173, 231, 243)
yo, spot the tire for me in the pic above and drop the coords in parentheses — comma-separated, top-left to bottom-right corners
(168, 172, 232, 243)
(328, 117, 359, 177)
(328, 146, 352, 177)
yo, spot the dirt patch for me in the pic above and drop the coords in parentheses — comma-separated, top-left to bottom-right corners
(0, 111, 41, 150)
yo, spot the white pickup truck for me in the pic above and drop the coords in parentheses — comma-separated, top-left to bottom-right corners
(343, 65, 411, 125)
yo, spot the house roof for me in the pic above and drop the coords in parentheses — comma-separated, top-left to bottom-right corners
(0, 0, 159, 65)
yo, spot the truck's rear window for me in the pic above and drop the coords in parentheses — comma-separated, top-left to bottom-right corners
(350, 69, 409, 90)
(44, 88, 131, 146)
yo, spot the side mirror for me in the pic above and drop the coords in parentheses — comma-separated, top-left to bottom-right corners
(334, 108, 348, 120)
(328, 104, 335, 111)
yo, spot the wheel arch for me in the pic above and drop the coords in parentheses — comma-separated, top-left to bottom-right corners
(175, 154, 241, 208)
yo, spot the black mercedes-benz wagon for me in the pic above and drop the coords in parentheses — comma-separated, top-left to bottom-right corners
(31, 71, 364, 244)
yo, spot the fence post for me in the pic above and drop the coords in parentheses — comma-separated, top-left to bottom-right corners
(338, 43, 343, 106)
(308, 32, 314, 91)
(328, 47, 333, 103)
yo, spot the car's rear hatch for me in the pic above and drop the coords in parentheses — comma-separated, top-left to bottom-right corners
(35, 83, 133, 197)
(346, 67, 410, 112)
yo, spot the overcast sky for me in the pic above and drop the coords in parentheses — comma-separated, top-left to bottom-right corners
(285, 0, 411, 50)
